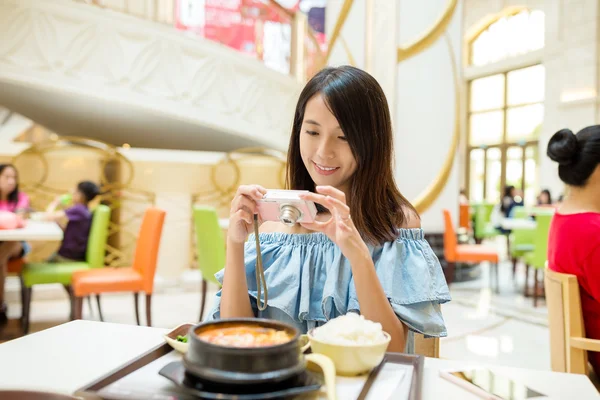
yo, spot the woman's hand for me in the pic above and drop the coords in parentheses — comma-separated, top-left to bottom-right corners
(299, 186, 369, 260)
(228, 185, 267, 244)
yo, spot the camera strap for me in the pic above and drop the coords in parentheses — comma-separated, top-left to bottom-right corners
(253, 214, 268, 311)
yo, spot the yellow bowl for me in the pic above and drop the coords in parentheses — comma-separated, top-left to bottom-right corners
(307, 329, 391, 376)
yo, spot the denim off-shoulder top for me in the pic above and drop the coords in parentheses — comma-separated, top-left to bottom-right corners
(206, 228, 451, 353)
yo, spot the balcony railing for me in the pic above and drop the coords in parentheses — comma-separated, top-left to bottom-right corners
(74, 0, 326, 81)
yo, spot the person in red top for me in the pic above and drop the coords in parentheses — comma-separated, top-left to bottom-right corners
(547, 126, 600, 374)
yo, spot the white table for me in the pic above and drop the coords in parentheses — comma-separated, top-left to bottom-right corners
(501, 218, 537, 231)
(0, 221, 63, 241)
(0, 320, 597, 399)
(219, 218, 229, 229)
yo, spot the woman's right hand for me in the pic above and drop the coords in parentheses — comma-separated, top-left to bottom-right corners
(228, 185, 267, 244)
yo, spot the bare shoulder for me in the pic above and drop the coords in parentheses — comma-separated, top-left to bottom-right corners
(259, 220, 285, 233)
(400, 206, 421, 229)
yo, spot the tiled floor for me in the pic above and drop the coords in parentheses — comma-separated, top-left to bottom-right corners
(1, 247, 552, 371)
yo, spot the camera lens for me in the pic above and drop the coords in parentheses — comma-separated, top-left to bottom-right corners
(279, 204, 301, 227)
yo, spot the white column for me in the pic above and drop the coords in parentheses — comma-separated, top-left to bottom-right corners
(364, 0, 398, 114)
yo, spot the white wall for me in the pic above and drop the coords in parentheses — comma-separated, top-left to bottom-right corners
(395, 0, 462, 231)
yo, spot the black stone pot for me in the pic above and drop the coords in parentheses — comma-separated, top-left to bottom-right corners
(184, 318, 305, 385)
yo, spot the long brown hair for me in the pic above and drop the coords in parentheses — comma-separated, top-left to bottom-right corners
(0, 164, 20, 205)
(286, 66, 417, 244)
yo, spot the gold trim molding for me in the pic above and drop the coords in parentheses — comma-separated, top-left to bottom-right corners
(397, 0, 458, 63)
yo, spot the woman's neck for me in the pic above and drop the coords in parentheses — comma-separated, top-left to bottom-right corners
(561, 185, 600, 214)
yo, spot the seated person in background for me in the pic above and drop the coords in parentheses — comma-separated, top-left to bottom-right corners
(495, 185, 524, 234)
(0, 163, 30, 325)
(547, 126, 600, 375)
(500, 185, 524, 218)
(459, 188, 469, 205)
(44, 181, 100, 262)
(537, 189, 553, 206)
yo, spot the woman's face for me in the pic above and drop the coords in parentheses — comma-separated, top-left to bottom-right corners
(299, 94, 357, 194)
(0, 167, 17, 196)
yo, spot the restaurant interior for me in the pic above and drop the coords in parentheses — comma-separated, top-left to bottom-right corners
(0, 0, 599, 399)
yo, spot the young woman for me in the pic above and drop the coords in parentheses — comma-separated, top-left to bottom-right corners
(207, 66, 450, 353)
(547, 126, 600, 374)
(0, 164, 30, 325)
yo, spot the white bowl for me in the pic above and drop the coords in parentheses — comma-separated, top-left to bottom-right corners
(307, 329, 391, 376)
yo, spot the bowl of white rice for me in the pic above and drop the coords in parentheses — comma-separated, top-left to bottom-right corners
(307, 313, 390, 376)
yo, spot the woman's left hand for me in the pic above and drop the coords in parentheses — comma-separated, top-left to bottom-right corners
(299, 186, 369, 260)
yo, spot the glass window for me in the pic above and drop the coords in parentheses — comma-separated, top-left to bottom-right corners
(470, 111, 504, 146)
(524, 146, 538, 205)
(469, 149, 485, 203)
(506, 146, 524, 191)
(486, 148, 502, 203)
(471, 9, 545, 67)
(506, 104, 544, 142)
(470, 74, 505, 112)
(507, 65, 545, 106)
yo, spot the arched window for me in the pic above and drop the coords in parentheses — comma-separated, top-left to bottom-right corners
(470, 9, 544, 67)
(466, 9, 545, 205)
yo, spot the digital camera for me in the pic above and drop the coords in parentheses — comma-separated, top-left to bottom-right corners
(256, 190, 317, 226)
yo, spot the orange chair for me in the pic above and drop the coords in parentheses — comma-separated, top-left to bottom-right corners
(443, 209, 500, 292)
(459, 204, 471, 230)
(71, 208, 165, 326)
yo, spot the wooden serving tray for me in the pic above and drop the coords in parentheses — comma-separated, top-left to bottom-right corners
(74, 341, 424, 400)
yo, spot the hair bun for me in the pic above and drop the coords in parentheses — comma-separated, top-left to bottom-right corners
(547, 129, 579, 165)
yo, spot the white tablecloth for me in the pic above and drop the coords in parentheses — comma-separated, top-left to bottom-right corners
(0, 320, 597, 399)
(0, 221, 63, 241)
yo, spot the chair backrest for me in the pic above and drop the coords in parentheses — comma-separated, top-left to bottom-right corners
(545, 267, 588, 374)
(459, 204, 470, 229)
(85, 204, 111, 269)
(510, 207, 535, 250)
(414, 333, 439, 358)
(474, 203, 494, 238)
(529, 214, 552, 268)
(132, 208, 166, 294)
(442, 209, 457, 262)
(193, 205, 225, 285)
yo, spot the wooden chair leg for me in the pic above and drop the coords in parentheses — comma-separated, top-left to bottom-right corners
(21, 286, 32, 335)
(495, 263, 500, 294)
(95, 295, 104, 322)
(87, 296, 94, 318)
(512, 257, 517, 281)
(74, 297, 84, 320)
(133, 292, 140, 326)
(145, 294, 152, 327)
(18, 275, 25, 321)
(524, 264, 530, 296)
(533, 269, 539, 308)
(63, 285, 75, 321)
(199, 279, 207, 322)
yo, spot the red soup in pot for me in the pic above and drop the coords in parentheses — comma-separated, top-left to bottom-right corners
(197, 325, 292, 348)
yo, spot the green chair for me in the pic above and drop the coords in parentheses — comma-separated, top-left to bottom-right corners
(509, 206, 535, 280)
(193, 205, 225, 321)
(473, 203, 499, 243)
(20, 204, 111, 333)
(524, 213, 552, 308)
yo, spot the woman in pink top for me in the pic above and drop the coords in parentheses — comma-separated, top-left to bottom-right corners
(0, 164, 30, 325)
